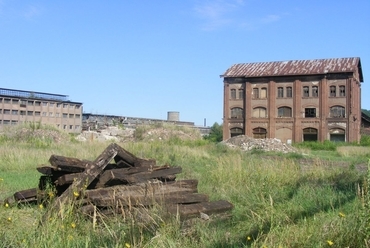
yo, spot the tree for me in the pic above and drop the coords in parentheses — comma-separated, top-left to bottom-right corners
(204, 122, 223, 142)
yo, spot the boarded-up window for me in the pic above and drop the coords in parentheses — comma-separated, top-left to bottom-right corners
(261, 88, 267, 98)
(253, 107, 267, 118)
(305, 108, 316, 118)
(253, 88, 259, 99)
(278, 107, 292, 117)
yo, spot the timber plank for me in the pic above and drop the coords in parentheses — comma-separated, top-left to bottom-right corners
(44, 143, 120, 220)
(49, 155, 91, 172)
(112, 143, 156, 167)
(166, 200, 234, 219)
(14, 188, 38, 201)
(96, 166, 182, 187)
(90, 193, 209, 207)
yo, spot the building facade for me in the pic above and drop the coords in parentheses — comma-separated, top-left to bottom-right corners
(221, 57, 364, 143)
(0, 88, 83, 133)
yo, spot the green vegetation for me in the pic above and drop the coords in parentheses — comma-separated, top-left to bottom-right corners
(0, 125, 370, 247)
(203, 122, 223, 142)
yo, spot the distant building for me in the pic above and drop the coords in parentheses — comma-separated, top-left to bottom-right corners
(221, 57, 364, 143)
(0, 88, 83, 133)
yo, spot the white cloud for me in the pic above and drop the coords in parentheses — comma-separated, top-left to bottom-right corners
(261, 14, 281, 23)
(193, 0, 245, 31)
(23, 5, 42, 19)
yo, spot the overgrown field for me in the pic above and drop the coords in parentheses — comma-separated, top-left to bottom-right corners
(1, 125, 370, 247)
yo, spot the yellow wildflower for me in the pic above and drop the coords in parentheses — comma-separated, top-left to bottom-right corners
(327, 240, 334, 246)
(0, 178, 3, 181)
(71, 223, 76, 228)
(339, 212, 345, 218)
(247, 236, 251, 241)
(48, 192, 55, 198)
(73, 191, 79, 198)
(7, 217, 12, 222)
(5, 203, 9, 208)
(125, 243, 131, 248)
(39, 204, 44, 209)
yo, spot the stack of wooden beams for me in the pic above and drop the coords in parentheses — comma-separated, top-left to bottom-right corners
(4, 143, 233, 220)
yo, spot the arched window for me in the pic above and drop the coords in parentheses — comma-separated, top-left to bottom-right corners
(278, 106, 292, 117)
(230, 127, 243, 137)
(252, 107, 267, 118)
(303, 128, 318, 141)
(253, 88, 259, 99)
(230, 89, 236, 99)
(253, 127, 267, 139)
(330, 106, 345, 118)
(330, 128, 345, 142)
(231, 107, 243, 119)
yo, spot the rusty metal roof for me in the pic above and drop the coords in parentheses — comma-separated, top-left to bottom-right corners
(221, 57, 363, 82)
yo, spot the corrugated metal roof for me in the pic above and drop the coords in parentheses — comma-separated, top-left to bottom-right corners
(221, 57, 363, 82)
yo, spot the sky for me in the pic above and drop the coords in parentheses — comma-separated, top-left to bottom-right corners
(0, 0, 369, 126)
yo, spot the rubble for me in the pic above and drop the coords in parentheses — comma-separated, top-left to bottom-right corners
(222, 135, 297, 153)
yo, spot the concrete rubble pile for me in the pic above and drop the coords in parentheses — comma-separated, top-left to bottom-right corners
(222, 135, 296, 153)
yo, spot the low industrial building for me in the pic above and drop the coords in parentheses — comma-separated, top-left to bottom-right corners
(0, 88, 83, 133)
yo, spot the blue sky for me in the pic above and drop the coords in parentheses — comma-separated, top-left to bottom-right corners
(0, 0, 369, 126)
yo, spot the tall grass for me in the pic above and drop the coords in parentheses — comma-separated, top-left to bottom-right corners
(0, 127, 369, 247)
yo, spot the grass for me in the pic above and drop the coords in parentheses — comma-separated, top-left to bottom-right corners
(0, 127, 370, 247)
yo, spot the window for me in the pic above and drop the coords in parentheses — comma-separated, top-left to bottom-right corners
(253, 127, 267, 139)
(312, 86, 318, 97)
(20, 110, 26, 115)
(69, 114, 74, 118)
(303, 86, 309, 97)
(35, 111, 40, 116)
(55, 113, 60, 117)
(11, 110, 18, 115)
(231, 107, 243, 118)
(4, 98, 11, 104)
(49, 103, 55, 107)
(330, 86, 336, 97)
(3, 109, 10, 114)
(330, 106, 345, 118)
(20, 100, 26, 107)
(252, 107, 267, 118)
(238, 89, 244, 99)
(42, 112, 47, 116)
(49, 112, 53, 117)
(261, 88, 267, 98)
(75, 114, 81, 118)
(253, 88, 259, 99)
(339, 86, 345, 97)
(286, 87, 292, 98)
(63, 113, 68, 118)
(3, 120, 10, 125)
(63, 104, 68, 108)
(27, 111, 33, 116)
(75, 105, 80, 109)
(305, 108, 316, 118)
(278, 107, 292, 117)
(230, 89, 236, 99)
(42, 102, 48, 106)
(230, 127, 243, 137)
(277, 87, 284, 98)
(35, 101, 41, 106)
(75, 125, 80, 130)
(27, 101, 34, 106)
(12, 99, 19, 104)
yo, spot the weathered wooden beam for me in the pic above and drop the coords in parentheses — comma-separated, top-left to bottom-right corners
(90, 192, 209, 207)
(112, 143, 156, 167)
(14, 188, 38, 202)
(36, 165, 58, 175)
(96, 166, 182, 187)
(49, 155, 91, 172)
(43, 143, 120, 220)
(166, 200, 234, 219)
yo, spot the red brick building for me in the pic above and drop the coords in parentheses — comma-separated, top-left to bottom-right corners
(221, 57, 364, 143)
